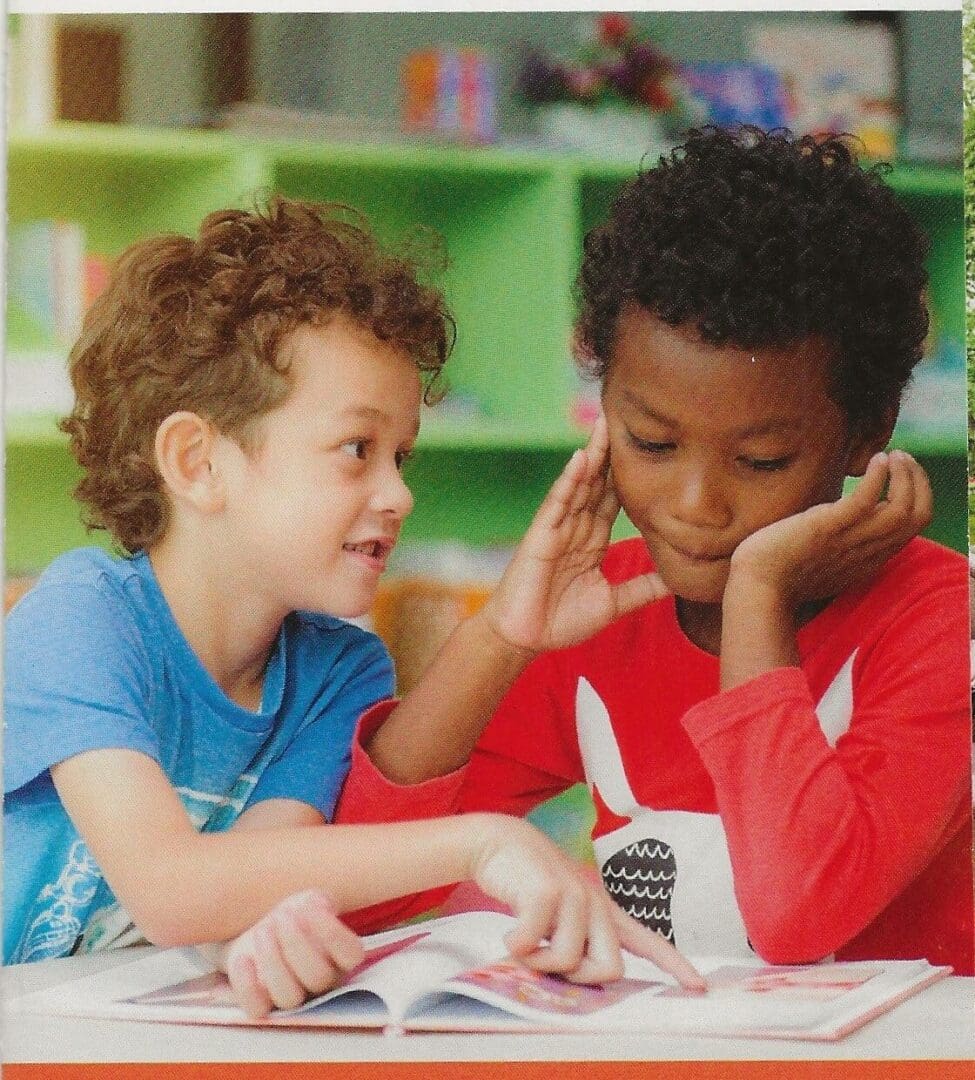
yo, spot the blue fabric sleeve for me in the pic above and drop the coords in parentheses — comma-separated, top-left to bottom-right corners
(246, 629, 394, 820)
(4, 579, 159, 794)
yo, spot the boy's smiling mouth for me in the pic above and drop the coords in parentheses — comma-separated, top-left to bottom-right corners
(342, 537, 394, 568)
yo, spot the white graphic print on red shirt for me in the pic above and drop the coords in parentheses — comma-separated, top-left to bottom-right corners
(574, 659, 855, 957)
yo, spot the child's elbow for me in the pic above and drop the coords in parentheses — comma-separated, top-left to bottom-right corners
(123, 884, 212, 948)
(119, 840, 216, 947)
(743, 909, 841, 966)
(129, 905, 201, 949)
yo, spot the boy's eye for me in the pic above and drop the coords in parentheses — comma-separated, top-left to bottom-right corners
(742, 455, 792, 472)
(629, 432, 675, 455)
(395, 448, 413, 471)
(341, 439, 369, 460)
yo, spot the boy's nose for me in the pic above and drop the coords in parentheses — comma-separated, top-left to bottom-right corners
(376, 465, 414, 519)
(672, 466, 732, 529)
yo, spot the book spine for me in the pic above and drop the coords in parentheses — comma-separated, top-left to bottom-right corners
(8, 220, 57, 342)
(52, 220, 86, 344)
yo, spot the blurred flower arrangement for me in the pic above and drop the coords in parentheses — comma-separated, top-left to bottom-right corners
(517, 13, 683, 115)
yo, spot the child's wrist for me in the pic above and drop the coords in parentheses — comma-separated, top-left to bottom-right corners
(448, 812, 508, 881)
(722, 568, 798, 638)
(466, 609, 539, 668)
(724, 561, 793, 616)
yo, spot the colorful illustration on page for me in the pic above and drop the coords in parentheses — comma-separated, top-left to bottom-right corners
(455, 960, 660, 1015)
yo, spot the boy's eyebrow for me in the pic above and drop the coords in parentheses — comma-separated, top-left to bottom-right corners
(620, 391, 673, 424)
(334, 405, 421, 436)
(731, 419, 800, 437)
(337, 405, 391, 421)
(621, 391, 797, 437)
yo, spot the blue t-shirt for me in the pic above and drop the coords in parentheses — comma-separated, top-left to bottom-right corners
(3, 547, 394, 964)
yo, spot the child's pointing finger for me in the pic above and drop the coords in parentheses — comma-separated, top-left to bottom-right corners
(609, 905, 707, 991)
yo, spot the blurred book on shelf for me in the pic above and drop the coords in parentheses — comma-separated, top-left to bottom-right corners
(747, 20, 901, 159)
(6, 220, 111, 416)
(896, 335, 967, 442)
(679, 62, 792, 131)
(7, 221, 109, 348)
(7, 14, 56, 131)
(402, 47, 497, 145)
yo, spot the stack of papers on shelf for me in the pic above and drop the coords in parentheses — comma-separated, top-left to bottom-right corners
(10, 911, 948, 1041)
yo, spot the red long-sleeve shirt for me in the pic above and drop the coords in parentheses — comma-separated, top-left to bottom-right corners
(338, 537, 973, 973)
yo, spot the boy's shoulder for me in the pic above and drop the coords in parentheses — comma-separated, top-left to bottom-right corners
(6, 547, 162, 669)
(37, 545, 136, 582)
(869, 535, 966, 595)
(11, 546, 146, 615)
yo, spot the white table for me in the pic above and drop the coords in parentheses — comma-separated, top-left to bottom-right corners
(3, 948, 973, 1064)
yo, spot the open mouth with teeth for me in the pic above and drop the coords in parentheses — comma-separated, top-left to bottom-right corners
(343, 540, 390, 560)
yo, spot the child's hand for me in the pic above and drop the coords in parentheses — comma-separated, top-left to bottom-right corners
(480, 415, 669, 654)
(727, 450, 932, 608)
(469, 814, 705, 990)
(219, 889, 364, 1020)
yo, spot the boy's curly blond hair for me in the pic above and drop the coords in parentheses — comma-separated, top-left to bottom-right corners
(60, 196, 454, 554)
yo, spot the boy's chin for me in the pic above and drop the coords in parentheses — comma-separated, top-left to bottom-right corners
(303, 590, 376, 621)
(645, 550, 729, 606)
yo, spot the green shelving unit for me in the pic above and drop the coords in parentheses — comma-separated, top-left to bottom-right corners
(5, 123, 968, 575)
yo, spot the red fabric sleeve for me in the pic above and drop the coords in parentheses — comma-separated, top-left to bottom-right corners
(681, 579, 971, 966)
(335, 698, 467, 824)
(334, 699, 465, 933)
(335, 651, 585, 935)
(456, 647, 586, 815)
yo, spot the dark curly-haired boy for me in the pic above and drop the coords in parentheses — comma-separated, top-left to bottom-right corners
(342, 127, 973, 974)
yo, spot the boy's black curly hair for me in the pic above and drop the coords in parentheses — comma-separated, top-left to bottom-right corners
(575, 126, 930, 436)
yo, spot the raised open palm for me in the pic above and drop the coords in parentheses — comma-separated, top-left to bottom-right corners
(481, 415, 669, 652)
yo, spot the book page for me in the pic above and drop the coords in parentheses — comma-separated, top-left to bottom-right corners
(286, 910, 516, 1022)
(401, 951, 946, 1038)
(106, 912, 515, 1025)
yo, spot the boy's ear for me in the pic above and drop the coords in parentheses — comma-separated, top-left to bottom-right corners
(844, 407, 898, 477)
(154, 411, 225, 514)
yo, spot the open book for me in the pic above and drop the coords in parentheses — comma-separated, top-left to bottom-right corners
(12, 911, 948, 1041)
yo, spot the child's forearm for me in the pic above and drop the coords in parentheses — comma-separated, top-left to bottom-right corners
(130, 814, 495, 947)
(719, 571, 800, 690)
(364, 611, 535, 783)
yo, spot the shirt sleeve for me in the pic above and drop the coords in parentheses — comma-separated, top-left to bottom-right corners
(4, 580, 158, 794)
(681, 575, 971, 965)
(458, 648, 586, 816)
(335, 699, 468, 824)
(334, 698, 472, 934)
(335, 648, 585, 935)
(247, 630, 394, 821)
